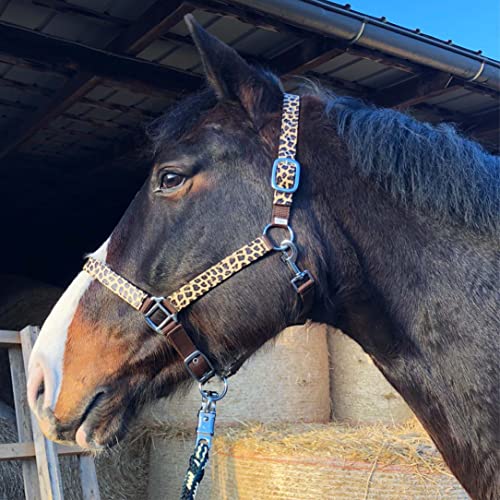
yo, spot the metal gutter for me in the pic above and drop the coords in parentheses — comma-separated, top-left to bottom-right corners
(226, 0, 500, 91)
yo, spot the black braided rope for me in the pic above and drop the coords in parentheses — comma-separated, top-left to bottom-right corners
(180, 440, 210, 500)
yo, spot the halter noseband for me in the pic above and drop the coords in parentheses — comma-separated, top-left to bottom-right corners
(83, 93, 314, 384)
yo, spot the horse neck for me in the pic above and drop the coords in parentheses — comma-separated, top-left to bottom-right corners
(309, 150, 499, 499)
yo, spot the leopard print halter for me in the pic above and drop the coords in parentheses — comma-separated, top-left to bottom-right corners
(83, 94, 313, 384)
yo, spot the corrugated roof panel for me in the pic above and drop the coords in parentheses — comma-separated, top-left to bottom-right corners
(170, 10, 218, 36)
(313, 53, 361, 75)
(233, 28, 296, 57)
(441, 93, 498, 114)
(113, 113, 143, 127)
(135, 96, 172, 113)
(0, 89, 46, 109)
(65, 0, 110, 15)
(84, 85, 117, 101)
(42, 13, 119, 48)
(425, 88, 471, 106)
(84, 107, 121, 121)
(137, 39, 178, 62)
(356, 67, 409, 89)
(67, 102, 93, 116)
(106, 0, 158, 21)
(1, 66, 65, 90)
(329, 58, 390, 83)
(1, 0, 52, 30)
(160, 45, 200, 71)
(206, 15, 255, 45)
(105, 89, 148, 107)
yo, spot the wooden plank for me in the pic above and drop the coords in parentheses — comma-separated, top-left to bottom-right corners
(0, 442, 87, 461)
(79, 455, 101, 500)
(0, 329, 21, 347)
(0, 1, 196, 159)
(20, 326, 64, 500)
(8, 344, 41, 500)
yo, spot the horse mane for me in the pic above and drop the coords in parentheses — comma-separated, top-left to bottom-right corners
(146, 73, 499, 235)
(302, 83, 500, 234)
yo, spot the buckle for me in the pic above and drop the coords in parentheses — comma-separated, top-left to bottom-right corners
(143, 296, 178, 334)
(185, 350, 216, 383)
(271, 158, 301, 193)
(291, 270, 314, 292)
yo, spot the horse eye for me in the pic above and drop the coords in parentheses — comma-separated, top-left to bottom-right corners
(159, 172, 186, 192)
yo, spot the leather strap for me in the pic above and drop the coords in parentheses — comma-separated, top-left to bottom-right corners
(84, 237, 273, 383)
(82, 93, 315, 385)
(271, 93, 301, 226)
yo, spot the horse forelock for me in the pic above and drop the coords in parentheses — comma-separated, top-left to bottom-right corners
(300, 82, 500, 234)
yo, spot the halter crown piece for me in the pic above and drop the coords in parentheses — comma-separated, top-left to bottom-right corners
(83, 93, 313, 499)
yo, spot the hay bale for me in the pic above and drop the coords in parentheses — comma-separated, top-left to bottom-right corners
(0, 398, 150, 499)
(147, 429, 211, 500)
(146, 324, 330, 500)
(328, 329, 413, 424)
(145, 323, 331, 428)
(208, 421, 469, 499)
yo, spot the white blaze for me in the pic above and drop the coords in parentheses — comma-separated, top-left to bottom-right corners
(28, 239, 109, 410)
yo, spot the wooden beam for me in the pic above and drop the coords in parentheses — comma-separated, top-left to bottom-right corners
(32, 0, 129, 27)
(107, 1, 192, 55)
(0, 442, 87, 461)
(0, 1, 196, 159)
(272, 38, 345, 76)
(0, 22, 200, 93)
(371, 71, 456, 108)
(0, 329, 20, 347)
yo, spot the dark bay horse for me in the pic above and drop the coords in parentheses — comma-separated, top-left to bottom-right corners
(27, 16, 499, 499)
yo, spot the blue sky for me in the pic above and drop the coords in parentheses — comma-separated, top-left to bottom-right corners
(347, 0, 500, 60)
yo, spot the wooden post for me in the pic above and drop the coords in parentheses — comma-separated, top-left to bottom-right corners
(20, 326, 64, 500)
(79, 455, 101, 500)
(1, 326, 101, 499)
(8, 344, 41, 500)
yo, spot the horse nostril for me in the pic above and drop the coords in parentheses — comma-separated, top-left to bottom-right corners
(37, 380, 45, 400)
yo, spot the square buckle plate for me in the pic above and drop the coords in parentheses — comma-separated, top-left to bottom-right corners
(184, 350, 216, 383)
(271, 158, 301, 194)
(291, 270, 314, 292)
(144, 296, 178, 334)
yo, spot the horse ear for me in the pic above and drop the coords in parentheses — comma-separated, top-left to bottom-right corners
(185, 14, 282, 122)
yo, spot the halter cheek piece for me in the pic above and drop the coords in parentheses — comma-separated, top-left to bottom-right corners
(83, 93, 314, 385)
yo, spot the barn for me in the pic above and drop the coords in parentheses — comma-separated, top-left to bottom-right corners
(0, 1, 498, 498)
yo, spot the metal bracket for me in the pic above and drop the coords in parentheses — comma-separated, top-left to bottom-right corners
(271, 158, 301, 193)
(184, 350, 216, 384)
(143, 296, 178, 334)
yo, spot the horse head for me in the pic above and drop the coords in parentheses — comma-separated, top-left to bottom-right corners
(27, 16, 325, 449)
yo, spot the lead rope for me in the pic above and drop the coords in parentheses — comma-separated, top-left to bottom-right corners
(180, 379, 228, 500)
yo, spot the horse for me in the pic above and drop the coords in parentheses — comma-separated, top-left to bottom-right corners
(26, 15, 499, 500)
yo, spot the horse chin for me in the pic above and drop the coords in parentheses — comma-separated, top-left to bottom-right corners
(71, 398, 134, 451)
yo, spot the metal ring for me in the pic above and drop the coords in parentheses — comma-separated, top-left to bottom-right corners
(199, 375, 228, 402)
(262, 224, 295, 251)
(280, 239, 298, 261)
